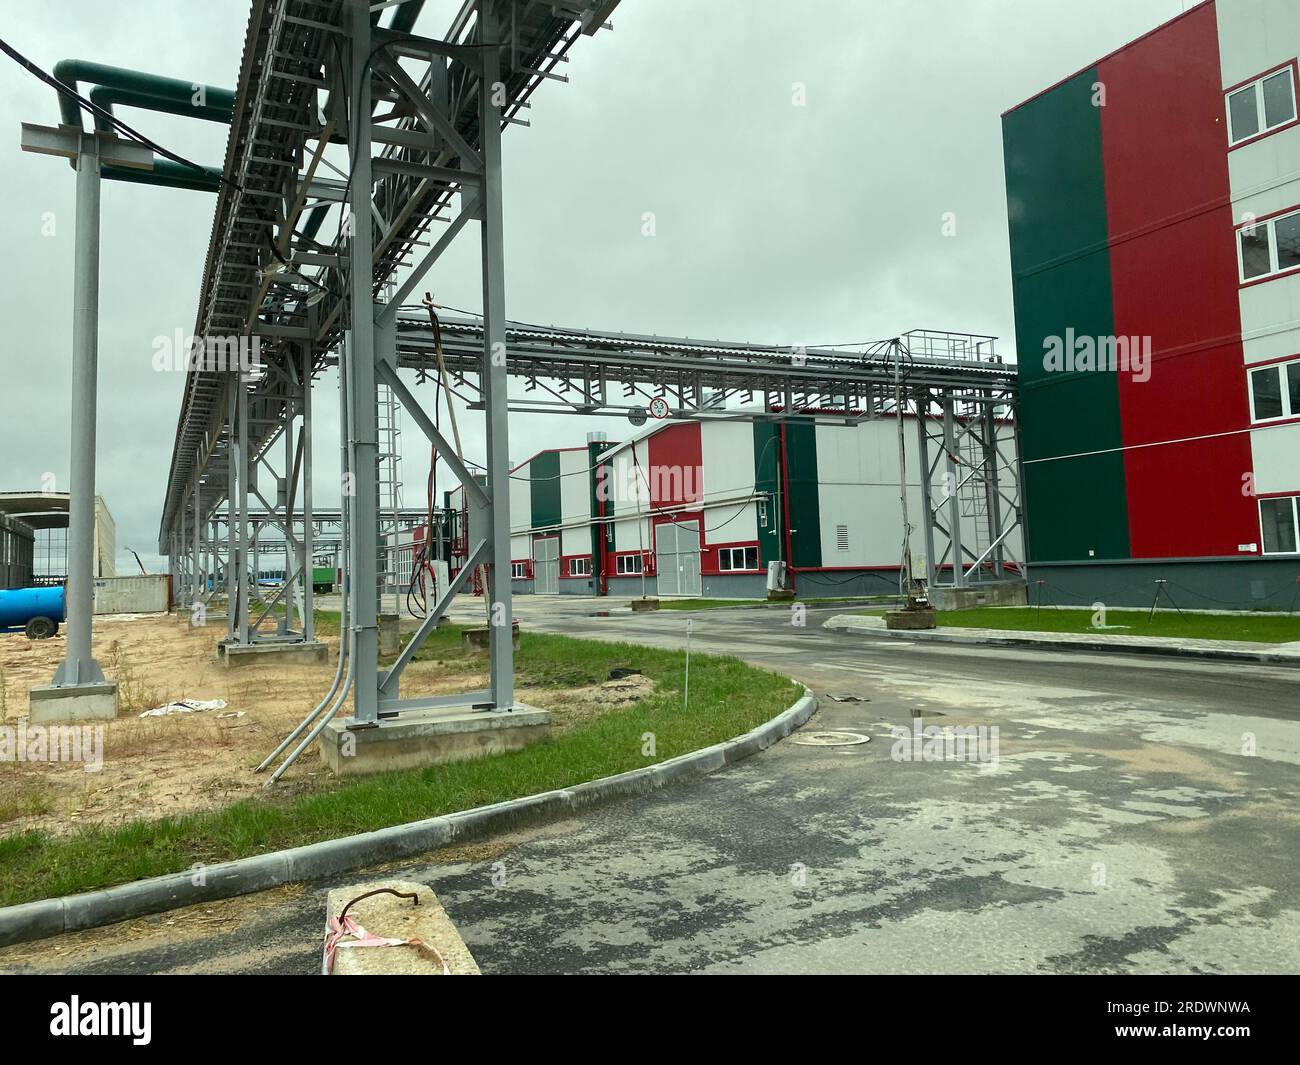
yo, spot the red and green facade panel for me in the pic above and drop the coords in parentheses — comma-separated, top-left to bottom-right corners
(1004, 1, 1257, 563)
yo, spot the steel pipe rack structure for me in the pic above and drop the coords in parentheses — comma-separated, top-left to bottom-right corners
(156, 0, 1020, 751)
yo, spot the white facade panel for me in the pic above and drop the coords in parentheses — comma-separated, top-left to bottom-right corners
(1250, 422, 1300, 494)
(1215, 0, 1300, 89)
(1240, 277, 1300, 363)
(704, 501, 758, 545)
(701, 420, 755, 502)
(559, 450, 592, 556)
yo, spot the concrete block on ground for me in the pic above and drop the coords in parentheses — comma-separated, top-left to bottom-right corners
(319, 704, 551, 777)
(219, 641, 328, 669)
(767, 589, 796, 601)
(928, 580, 1027, 611)
(462, 621, 519, 651)
(29, 682, 118, 723)
(325, 879, 480, 975)
(885, 609, 937, 630)
(379, 613, 400, 655)
(630, 597, 660, 612)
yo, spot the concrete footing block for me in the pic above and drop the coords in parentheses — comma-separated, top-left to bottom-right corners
(379, 613, 400, 655)
(463, 621, 520, 651)
(885, 609, 937, 630)
(324, 879, 480, 975)
(319, 704, 551, 777)
(28, 682, 118, 723)
(630, 597, 660, 612)
(218, 640, 328, 668)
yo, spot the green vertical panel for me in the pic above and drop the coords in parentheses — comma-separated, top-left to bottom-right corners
(529, 451, 561, 531)
(784, 422, 821, 568)
(753, 423, 781, 565)
(1003, 68, 1129, 562)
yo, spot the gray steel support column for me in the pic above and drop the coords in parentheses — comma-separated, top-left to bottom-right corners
(52, 126, 107, 681)
(480, 0, 515, 710)
(280, 402, 294, 636)
(982, 392, 1005, 579)
(915, 393, 938, 589)
(236, 375, 251, 644)
(301, 342, 315, 643)
(226, 380, 238, 637)
(191, 475, 201, 607)
(347, 0, 380, 724)
(941, 393, 965, 588)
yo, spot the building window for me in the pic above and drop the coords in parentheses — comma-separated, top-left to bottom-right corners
(1260, 497, 1299, 555)
(836, 524, 850, 551)
(511, 562, 528, 579)
(568, 556, 591, 577)
(718, 546, 759, 571)
(1227, 65, 1297, 146)
(1239, 209, 1300, 282)
(616, 553, 643, 575)
(1249, 358, 1300, 422)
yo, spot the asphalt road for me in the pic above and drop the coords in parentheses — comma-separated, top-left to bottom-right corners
(5, 600, 1298, 975)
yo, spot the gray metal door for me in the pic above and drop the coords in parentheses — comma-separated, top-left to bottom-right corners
(534, 536, 559, 595)
(656, 521, 701, 597)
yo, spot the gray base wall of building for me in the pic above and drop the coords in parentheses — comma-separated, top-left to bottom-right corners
(606, 576, 657, 598)
(1027, 558, 1300, 612)
(791, 570, 903, 599)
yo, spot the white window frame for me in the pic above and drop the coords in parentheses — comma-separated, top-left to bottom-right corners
(511, 561, 528, 580)
(718, 545, 759, 572)
(616, 553, 643, 575)
(1238, 208, 1300, 283)
(1259, 495, 1300, 555)
(1248, 358, 1300, 423)
(567, 556, 591, 577)
(1226, 64, 1298, 146)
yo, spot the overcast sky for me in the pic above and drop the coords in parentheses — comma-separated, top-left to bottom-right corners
(0, 0, 1193, 571)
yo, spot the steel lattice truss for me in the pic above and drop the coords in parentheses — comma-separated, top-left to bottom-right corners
(160, 0, 615, 547)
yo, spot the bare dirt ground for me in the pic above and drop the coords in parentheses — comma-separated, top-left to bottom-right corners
(0, 613, 652, 837)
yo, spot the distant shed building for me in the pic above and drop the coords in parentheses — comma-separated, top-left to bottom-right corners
(449, 417, 1020, 599)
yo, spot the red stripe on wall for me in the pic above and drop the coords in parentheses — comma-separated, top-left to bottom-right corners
(1098, 2, 1256, 558)
(645, 422, 703, 508)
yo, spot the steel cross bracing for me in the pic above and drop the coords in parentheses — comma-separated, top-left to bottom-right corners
(160, 0, 611, 547)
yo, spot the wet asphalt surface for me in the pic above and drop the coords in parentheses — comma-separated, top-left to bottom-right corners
(4, 601, 1299, 975)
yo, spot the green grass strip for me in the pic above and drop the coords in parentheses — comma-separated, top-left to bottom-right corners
(0, 630, 798, 908)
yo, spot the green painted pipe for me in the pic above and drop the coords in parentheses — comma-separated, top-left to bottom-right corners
(53, 59, 233, 191)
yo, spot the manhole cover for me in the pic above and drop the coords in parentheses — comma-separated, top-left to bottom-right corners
(792, 730, 871, 747)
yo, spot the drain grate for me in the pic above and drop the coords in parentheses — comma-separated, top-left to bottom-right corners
(792, 730, 871, 747)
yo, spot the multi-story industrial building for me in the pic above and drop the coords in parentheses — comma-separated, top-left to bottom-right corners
(450, 417, 1021, 599)
(1003, 0, 1300, 610)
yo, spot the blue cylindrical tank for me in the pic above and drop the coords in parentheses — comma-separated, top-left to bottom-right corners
(0, 586, 66, 629)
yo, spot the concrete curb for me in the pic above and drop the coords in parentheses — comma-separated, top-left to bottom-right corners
(0, 686, 816, 948)
(823, 615, 1300, 666)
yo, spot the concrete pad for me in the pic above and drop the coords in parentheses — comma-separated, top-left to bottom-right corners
(325, 879, 480, 975)
(319, 703, 551, 777)
(29, 682, 118, 723)
(218, 641, 328, 669)
(630, 598, 660, 612)
(463, 622, 520, 651)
